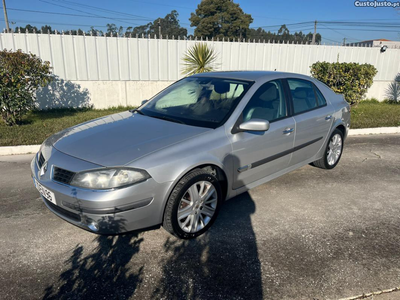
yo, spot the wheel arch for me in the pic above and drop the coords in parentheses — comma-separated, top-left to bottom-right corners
(159, 161, 230, 223)
(335, 124, 346, 140)
(315, 120, 347, 162)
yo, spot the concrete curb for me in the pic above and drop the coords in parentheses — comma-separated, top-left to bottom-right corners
(348, 126, 400, 136)
(1, 127, 399, 156)
(0, 145, 40, 156)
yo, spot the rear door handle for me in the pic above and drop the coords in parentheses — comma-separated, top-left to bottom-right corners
(325, 115, 332, 120)
(283, 128, 294, 134)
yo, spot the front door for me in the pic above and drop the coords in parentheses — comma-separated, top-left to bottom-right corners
(229, 80, 295, 189)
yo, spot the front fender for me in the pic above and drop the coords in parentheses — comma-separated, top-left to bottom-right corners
(126, 127, 233, 223)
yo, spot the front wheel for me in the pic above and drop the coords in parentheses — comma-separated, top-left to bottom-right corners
(312, 129, 344, 169)
(163, 169, 223, 239)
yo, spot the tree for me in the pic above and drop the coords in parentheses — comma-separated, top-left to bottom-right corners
(130, 10, 187, 37)
(0, 50, 53, 125)
(106, 23, 119, 36)
(189, 0, 253, 39)
(277, 25, 290, 41)
(41, 25, 54, 34)
(14, 24, 39, 33)
(131, 24, 150, 37)
(181, 43, 217, 76)
(248, 26, 322, 44)
(87, 26, 103, 36)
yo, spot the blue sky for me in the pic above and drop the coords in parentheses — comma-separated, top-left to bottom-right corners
(2, 0, 399, 43)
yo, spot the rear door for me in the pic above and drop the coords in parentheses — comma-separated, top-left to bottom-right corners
(229, 80, 295, 189)
(285, 78, 334, 166)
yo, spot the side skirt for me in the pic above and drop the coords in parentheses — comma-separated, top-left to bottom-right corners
(228, 153, 321, 199)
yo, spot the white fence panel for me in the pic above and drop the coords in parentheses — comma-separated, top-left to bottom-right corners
(138, 38, 150, 80)
(85, 36, 98, 80)
(37, 34, 52, 66)
(50, 34, 66, 78)
(95, 36, 109, 80)
(158, 39, 168, 80)
(1, 33, 399, 107)
(62, 35, 77, 80)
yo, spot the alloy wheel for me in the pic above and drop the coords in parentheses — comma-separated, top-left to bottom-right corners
(177, 181, 218, 233)
(327, 133, 342, 166)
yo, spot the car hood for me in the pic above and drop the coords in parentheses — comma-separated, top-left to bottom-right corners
(49, 111, 210, 166)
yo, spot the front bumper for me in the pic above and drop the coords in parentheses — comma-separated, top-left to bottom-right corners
(31, 148, 172, 234)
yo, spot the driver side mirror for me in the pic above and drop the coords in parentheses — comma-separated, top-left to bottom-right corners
(238, 119, 270, 132)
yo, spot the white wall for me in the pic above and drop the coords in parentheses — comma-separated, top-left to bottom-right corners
(1, 33, 399, 108)
(72, 80, 174, 109)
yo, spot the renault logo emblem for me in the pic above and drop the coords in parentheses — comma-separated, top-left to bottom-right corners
(39, 162, 48, 178)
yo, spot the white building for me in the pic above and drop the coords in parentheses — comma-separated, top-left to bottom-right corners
(351, 39, 400, 49)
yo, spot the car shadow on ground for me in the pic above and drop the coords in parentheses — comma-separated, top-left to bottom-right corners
(41, 192, 263, 300)
(152, 191, 263, 299)
(42, 217, 144, 300)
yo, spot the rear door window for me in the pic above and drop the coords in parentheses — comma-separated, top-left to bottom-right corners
(287, 79, 318, 114)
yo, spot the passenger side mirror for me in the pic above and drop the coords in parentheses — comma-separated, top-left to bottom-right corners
(238, 119, 270, 132)
(140, 99, 149, 106)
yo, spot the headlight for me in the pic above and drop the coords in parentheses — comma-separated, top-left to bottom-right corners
(70, 168, 150, 190)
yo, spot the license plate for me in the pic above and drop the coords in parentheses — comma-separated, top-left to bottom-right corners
(34, 179, 57, 205)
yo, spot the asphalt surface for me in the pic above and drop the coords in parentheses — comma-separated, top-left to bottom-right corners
(1, 134, 400, 300)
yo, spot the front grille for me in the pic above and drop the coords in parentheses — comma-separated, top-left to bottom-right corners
(38, 153, 45, 168)
(44, 198, 81, 222)
(53, 166, 76, 185)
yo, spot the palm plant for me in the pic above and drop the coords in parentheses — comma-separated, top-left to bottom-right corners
(181, 43, 218, 76)
(386, 74, 400, 103)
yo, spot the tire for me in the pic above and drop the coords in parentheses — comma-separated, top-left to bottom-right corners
(312, 128, 344, 169)
(163, 169, 223, 239)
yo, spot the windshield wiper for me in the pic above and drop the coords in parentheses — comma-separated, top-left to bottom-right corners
(149, 115, 186, 125)
(130, 109, 185, 124)
(130, 109, 146, 116)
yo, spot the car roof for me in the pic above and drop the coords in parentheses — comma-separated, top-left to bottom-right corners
(192, 71, 314, 82)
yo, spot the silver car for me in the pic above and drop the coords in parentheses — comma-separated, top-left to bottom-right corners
(31, 71, 350, 239)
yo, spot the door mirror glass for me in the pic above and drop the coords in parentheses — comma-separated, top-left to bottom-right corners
(238, 119, 270, 132)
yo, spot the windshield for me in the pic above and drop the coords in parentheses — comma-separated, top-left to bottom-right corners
(139, 77, 253, 128)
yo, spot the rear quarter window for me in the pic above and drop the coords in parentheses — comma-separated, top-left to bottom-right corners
(313, 85, 327, 106)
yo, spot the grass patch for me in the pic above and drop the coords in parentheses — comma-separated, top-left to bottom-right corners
(351, 100, 400, 129)
(0, 107, 133, 146)
(0, 101, 399, 146)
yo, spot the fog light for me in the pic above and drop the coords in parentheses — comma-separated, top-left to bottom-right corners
(88, 221, 99, 232)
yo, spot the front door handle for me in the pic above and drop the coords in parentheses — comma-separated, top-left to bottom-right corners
(325, 115, 332, 120)
(283, 128, 294, 134)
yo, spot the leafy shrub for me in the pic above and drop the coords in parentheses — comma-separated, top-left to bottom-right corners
(181, 43, 217, 76)
(385, 74, 400, 103)
(310, 62, 377, 106)
(385, 82, 400, 103)
(0, 49, 52, 125)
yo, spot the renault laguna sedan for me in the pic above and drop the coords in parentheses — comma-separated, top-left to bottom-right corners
(31, 71, 350, 239)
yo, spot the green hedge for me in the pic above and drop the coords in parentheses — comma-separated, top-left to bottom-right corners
(0, 49, 52, 126)
(310, 62, 377, 106)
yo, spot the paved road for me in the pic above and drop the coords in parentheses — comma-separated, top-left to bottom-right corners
(1, 135, 400, 300)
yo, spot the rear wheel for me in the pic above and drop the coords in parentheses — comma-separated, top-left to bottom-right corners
(163, 169, 222, 239)
(312, 129, 344, 169)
